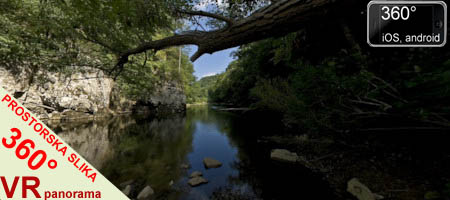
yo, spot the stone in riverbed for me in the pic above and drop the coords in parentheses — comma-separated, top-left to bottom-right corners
(137, 185, 154, 200)
(270, 149, 298, 163)
(190, 171, 203, 178)
(347, 178, 376, 200)
(188, 177, 208, 187)
(121, 185, 131, 196)
(203, 157, 222, 169)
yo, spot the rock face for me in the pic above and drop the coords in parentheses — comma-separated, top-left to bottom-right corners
(136, 81, 186, 114)
(109, 86, 136, 113)
(0, 67, 114, 119)
(0, 67, 187, 119)
(270, 149, 299, 163)
(137, 185, 154, 200)
(203, 157, 222, 169)
(347, 178, 376, 200)
(188, 177, 208, 187)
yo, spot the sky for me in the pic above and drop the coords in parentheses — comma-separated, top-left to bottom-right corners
(188, 45, 238, 79)
(185, 0, 237, 80)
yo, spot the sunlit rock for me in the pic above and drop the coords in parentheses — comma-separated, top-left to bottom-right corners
(0, 67, 115, 119)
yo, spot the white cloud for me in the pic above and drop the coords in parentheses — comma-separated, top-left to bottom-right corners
(201, 72, 217, 78)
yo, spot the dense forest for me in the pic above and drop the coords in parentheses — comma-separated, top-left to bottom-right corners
(195, 30, 450, 133)
(186, 74, 220, 103)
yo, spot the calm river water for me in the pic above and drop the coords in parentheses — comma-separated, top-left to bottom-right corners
(54, 105, 334, 200)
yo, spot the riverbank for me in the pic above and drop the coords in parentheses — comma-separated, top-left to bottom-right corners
(256, 130, 450, 200)
(205, 106, 450, 200)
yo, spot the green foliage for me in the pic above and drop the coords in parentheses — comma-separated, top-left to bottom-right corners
(118, 47, 195, 100)
(186, 74, 221, 103)
(249, 62, 374, 131)
(58, 0, 180, 52)
(209, 29, 450, 132)
(0, 0, 85, 73)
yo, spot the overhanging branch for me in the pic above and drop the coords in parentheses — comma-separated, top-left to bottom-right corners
(114, 0, 332, 72)
(120, 31, 204, 58)
(177, 10, 235, 27)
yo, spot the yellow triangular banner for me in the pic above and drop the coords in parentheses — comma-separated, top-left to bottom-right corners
(0, 87, 129, 200)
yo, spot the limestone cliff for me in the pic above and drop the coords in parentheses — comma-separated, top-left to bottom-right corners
(135, 81, 187, 115)
(0, 67, 115, 119)
(0, 66, 186, 120)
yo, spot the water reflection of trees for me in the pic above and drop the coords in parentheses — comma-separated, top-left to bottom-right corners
(55, 115, 195, 199)
(53, 106, 333, 200)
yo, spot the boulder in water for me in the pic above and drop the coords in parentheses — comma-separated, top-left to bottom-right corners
(188, 177, 208, 187)
(203, 157, 222, 169)
(190, 171, 203, 178)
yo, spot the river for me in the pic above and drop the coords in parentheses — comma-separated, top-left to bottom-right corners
(53, 105, 335, 200)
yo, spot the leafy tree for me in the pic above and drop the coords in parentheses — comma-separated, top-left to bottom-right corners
(186, 74, 220, 103)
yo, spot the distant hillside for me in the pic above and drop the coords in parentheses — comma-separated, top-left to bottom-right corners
(186, 74, 221, 103)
